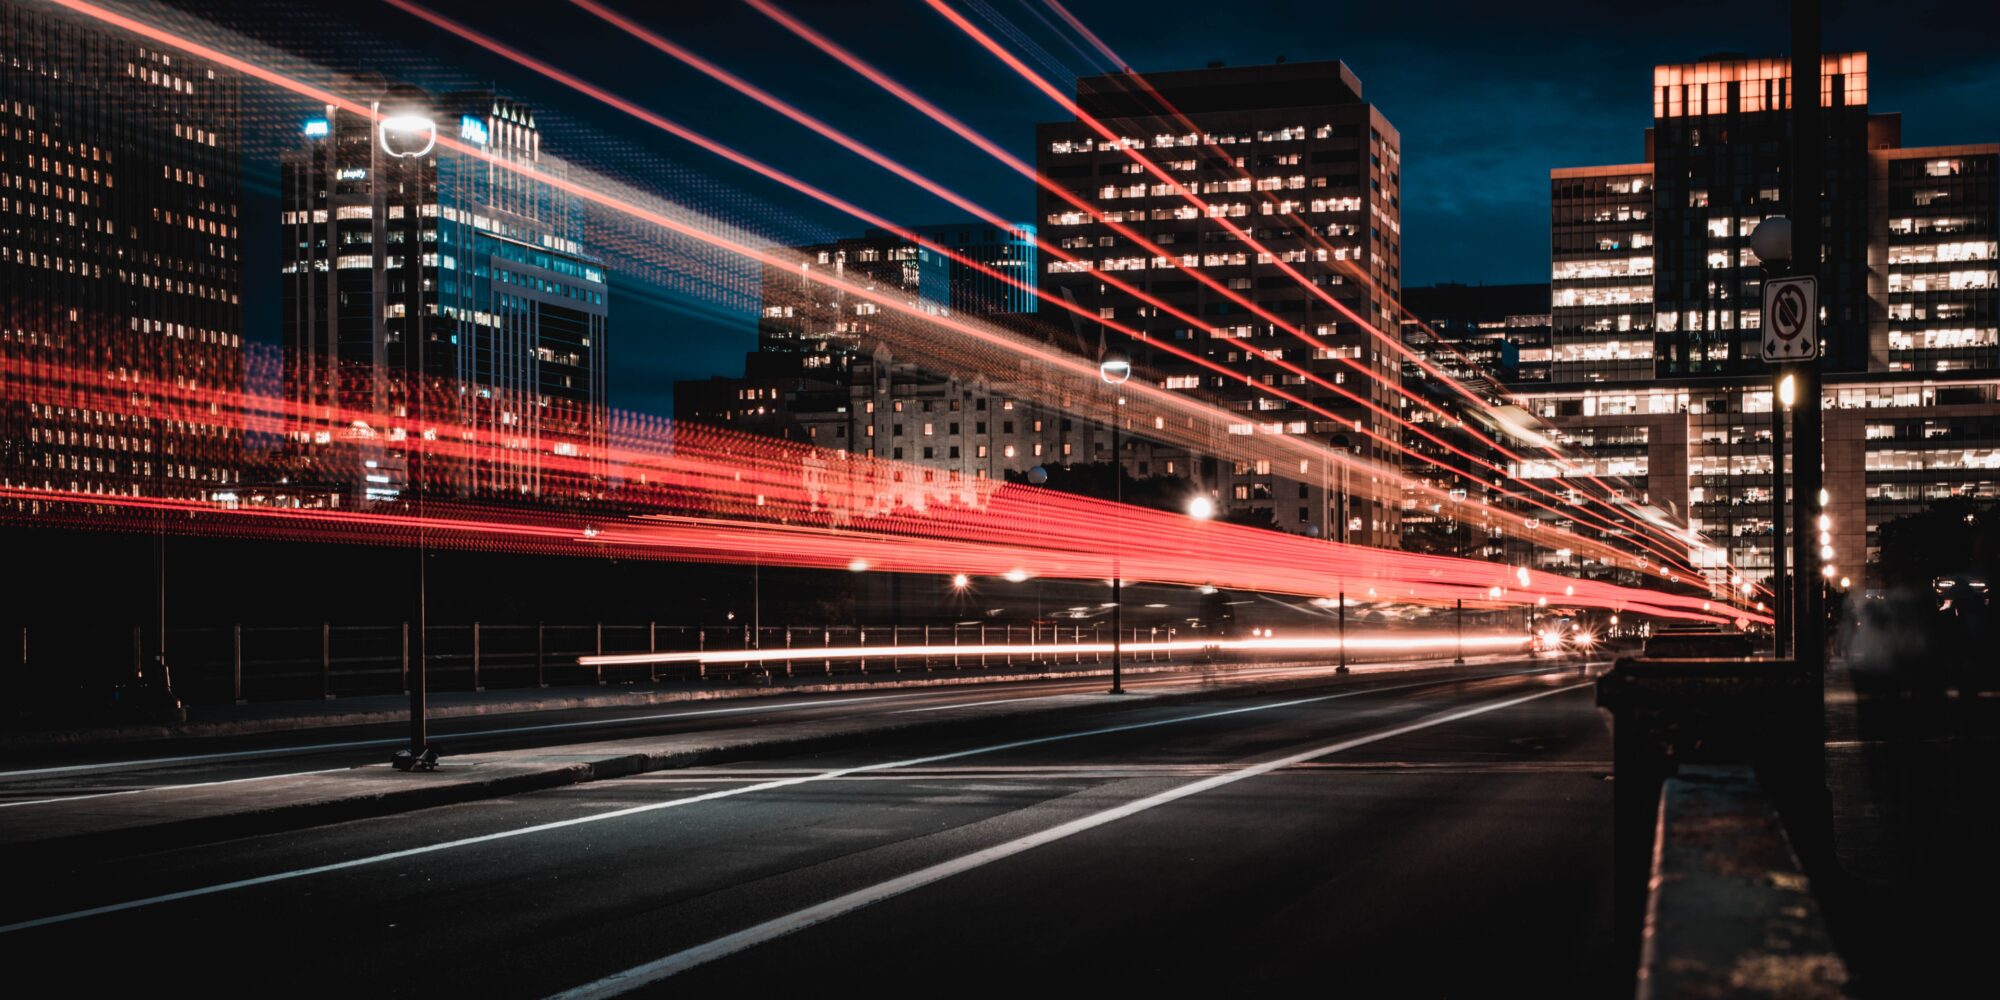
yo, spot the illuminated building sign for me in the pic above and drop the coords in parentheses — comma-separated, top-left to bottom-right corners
(459, 115, 490, 146)
(302, 118, 330, 137)
(335, 167, 367, 181)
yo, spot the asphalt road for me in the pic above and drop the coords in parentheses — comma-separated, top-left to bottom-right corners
(1, 666, 1615, 996)
(0, 655, 1540, 801)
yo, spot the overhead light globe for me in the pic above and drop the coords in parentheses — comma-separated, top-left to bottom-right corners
(379, 113, 437, 158)
(1098, 351, 1132, 386)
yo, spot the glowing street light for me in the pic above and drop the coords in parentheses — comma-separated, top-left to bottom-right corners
(1186, 495, 1214, 520)
(1003, 568, 1030, 583)
(951, 573, 970, 590)
(847, 558, 869, 573)
(1098, 351, 1133, 386)
(378, 113, 437, 158)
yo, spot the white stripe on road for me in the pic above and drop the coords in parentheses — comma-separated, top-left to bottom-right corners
(0, 668, 1556, 934)
(548, 682, 1593, 997)
(0, 767, 352, 810)
(0, 693, 933, 780)
(892, 694, 1067, 714)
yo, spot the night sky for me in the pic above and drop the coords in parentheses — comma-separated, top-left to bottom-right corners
(168, 0, 2000, 419)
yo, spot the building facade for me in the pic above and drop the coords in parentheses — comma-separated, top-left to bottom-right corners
(752, 223, 1037, 380)
(1034, 60, 1403, 544)
(1541, 52, 2000, 591)
(281, 89, 608, 504)
(0, 0, 245, 507)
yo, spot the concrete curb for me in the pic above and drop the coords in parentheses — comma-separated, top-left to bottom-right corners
(1639, 765, 1852, 1000)
(16, 658, 1570, 863)
(1, 657, 1360, 749)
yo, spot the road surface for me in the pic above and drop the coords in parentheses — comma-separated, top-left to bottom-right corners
(1, 666, 1615, 995)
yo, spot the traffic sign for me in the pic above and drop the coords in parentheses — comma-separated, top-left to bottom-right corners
(1762, 275, 1818, 361)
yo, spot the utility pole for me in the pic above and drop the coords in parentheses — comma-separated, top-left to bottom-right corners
(1789, 0, 1825, 682)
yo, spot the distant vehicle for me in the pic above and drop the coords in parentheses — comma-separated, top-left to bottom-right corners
(1532, 617, 1598, 654)
(1933, 573, 1990, 611)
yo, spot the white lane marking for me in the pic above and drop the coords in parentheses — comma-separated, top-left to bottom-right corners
(0, 767, 353, 810)
(892, 694, 1067, 714)
(548, 681, 1593, 997)
(0, 693, 936, 780)
(0, 667, 1557, 934)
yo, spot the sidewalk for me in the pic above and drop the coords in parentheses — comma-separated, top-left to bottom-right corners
(2, 655, 1551, 861)
(1821, 656, 2000, 996)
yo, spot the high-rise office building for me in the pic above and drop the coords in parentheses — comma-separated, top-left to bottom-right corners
(1034, 60, 1402, 543)
(751, 223, 1037, 379)
(0, 0, 244, 505)
(1538, 52, 1999, 590)
(281, 88, 608, 503)
(1549, 165, 1655, 382)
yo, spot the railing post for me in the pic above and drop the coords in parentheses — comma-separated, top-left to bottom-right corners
(697, 628, 706, 680)
(132, 625, 141, 679)
(232, 624, 244, 704)
(979, 624, 988, 668)
(649, 620, 658, 684)
(1168, 626, 1176, 662)
(1005, 625, 1013, 668)
(953, 624, 961, 669)
(784, 627, 794, 678)
(536, 621, 546, 688)
(890, 625, 899, 673)
(321, 622, 332, 700)
(595, 621, 605, 685)
(471, 621, 482, 692)
(824, 627, 832, 675)
(1074, 625, 1082, 665)
(924, 624, 932, 672)
(859, 627, 868, 674)
(401, 622, 410, 694)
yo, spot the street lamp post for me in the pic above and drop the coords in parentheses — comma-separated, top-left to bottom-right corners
(1099, 350, 1131, 695)
(382, 100, 438, 772)
(1329, 434, 1354, 673)
(1774, 371, 1794, 657)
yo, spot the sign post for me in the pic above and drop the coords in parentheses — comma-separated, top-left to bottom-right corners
(1761, 275, 1818, 362)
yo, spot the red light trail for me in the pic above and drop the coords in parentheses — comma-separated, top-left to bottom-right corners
(377, 0, 1723, 589)
(0, 349, 1765, 629)
(918, 0, 1757, 587)
(730, 0, 1737, 587)
(22, 0, 1769, 626)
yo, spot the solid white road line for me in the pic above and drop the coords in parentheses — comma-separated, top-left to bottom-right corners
(0, 767, 352, 810)
(547, 682, 1593, 997)
(0, 668, 1556, 935)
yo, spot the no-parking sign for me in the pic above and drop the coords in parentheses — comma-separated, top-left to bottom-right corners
(1762, 275, 1818, 361)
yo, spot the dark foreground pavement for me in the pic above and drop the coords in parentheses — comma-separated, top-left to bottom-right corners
(0, 669, 1614, 997)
